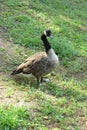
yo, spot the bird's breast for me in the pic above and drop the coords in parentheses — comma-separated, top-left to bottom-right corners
(47, 48, 59, 65)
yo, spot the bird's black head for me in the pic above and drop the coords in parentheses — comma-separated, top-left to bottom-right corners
(44, 29, 52, 37)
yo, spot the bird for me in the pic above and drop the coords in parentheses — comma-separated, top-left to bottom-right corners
(11, 29, 59, 87)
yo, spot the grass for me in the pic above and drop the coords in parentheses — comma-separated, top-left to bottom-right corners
(0, 105, 32, 130)
(0, 76, 86, 130)
(0, 0, 87, 130)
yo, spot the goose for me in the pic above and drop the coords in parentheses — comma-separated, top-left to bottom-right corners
(11, 29, 59, 87)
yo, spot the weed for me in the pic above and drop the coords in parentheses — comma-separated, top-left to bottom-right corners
(0, 105, 31, 130)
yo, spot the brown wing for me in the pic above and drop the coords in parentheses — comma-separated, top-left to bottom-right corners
(16, 52, 47, 75)
(27, 53, 55, 77)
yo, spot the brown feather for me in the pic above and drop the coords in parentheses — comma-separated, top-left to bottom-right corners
(15, 52, 55, 78)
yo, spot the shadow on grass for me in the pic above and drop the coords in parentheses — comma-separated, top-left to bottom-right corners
(10, 71, 87, 102)
(10, 74, 37, 87)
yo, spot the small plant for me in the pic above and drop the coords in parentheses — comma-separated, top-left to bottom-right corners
(6, 88, 14, 98)
(0, 105, 32, 129)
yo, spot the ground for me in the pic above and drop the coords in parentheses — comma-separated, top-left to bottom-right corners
(0, 0, 87, 129)
(0, 27, 34, 107)
(0, 27, 87, 130)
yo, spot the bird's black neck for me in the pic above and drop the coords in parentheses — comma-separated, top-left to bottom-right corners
(41, 34, 51, 53)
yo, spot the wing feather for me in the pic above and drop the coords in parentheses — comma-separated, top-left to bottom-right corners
(16, 52, 47, 74)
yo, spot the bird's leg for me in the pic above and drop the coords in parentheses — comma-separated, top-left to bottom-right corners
(40, 77, 43, 83)
(36, 77, 40, 88)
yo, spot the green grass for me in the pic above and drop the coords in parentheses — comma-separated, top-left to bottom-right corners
(0, 0, 87, 60)
(0, 105, 32, 130)
(0, 75, 87, 130)
(0, 0, 87, 130)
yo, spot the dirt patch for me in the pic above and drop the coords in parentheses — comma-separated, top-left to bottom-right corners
(77, 117, 87, 130)
(0, 82, 33, 108)
(0, 2, 8, 13)
(0, 27, 35, 107)
(0, 73, 37, 108)
(80, 25, 87, 32)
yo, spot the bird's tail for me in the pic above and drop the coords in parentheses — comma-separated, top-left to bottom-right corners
(11, 70, 18, 75)
(11, 68, 23, 75)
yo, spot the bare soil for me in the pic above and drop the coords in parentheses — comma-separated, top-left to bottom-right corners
(0, 27, 35, 108)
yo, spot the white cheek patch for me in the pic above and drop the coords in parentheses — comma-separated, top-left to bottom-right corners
(44, 31, 47, 36)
